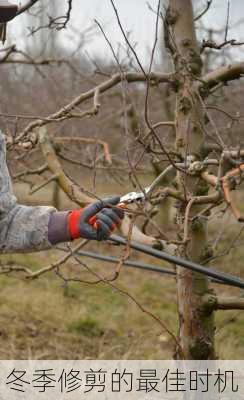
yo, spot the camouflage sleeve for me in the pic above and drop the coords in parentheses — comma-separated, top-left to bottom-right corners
(0, 132, 56, 253)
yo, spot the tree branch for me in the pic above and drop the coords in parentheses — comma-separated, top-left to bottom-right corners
(215, 297, 244, 310)
(39, 127, 93, 205)
(201, 62, 244, 90)
(16, 71, 174, 144)
(121, 215, 177, 254)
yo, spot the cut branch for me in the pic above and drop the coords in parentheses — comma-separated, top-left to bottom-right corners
(121, 215, 177, 255)
(214, 297, 244, 310)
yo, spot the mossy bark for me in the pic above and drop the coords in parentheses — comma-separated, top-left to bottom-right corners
(167, 0, 215, 359)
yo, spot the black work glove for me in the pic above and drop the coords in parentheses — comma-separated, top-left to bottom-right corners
(79, 196, 124, 241)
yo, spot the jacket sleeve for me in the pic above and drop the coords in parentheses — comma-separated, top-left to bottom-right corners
(0, 132, 56, 253)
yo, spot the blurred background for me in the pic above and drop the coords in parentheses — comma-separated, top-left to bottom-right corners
(10, 0, 244, 66)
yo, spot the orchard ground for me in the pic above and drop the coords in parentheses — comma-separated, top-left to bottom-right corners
(0, 178, 243, 360)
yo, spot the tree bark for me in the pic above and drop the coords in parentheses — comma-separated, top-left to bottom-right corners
(167, 0, 215, 359)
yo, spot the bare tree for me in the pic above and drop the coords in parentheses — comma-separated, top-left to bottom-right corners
(1, 0, 244, 360)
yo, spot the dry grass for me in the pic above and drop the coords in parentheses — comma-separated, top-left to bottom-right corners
(0, 250, 178, 359)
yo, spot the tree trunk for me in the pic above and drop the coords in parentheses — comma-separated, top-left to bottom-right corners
(166, 0, 215, 359)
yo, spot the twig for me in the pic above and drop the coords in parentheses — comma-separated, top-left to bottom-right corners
(194, 0, 213, 22)
(224, 1, 230, 42)
(54, 137, 112, 165)
(27, 240, 89, 280)
(29, 173, 58, 195)
(73, 253, 185, 358)
(114, 215, 134, 278)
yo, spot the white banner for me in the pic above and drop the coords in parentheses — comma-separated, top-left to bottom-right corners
(0, 360, 243, 400)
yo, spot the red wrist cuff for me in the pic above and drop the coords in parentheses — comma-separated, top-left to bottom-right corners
(68, 209, 83, 240)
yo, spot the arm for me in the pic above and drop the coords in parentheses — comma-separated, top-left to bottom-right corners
(0, 132, 56, 252)
(0, 132, 124, 253)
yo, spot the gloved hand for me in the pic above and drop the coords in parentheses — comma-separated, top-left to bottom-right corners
(68, 196, 124, 241)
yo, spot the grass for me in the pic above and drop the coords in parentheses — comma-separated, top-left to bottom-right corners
(0, 246, 243, 360)
(0, 251, 179, 359)
(67, 317, 104, 338)
(0, 182, 242, 360)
